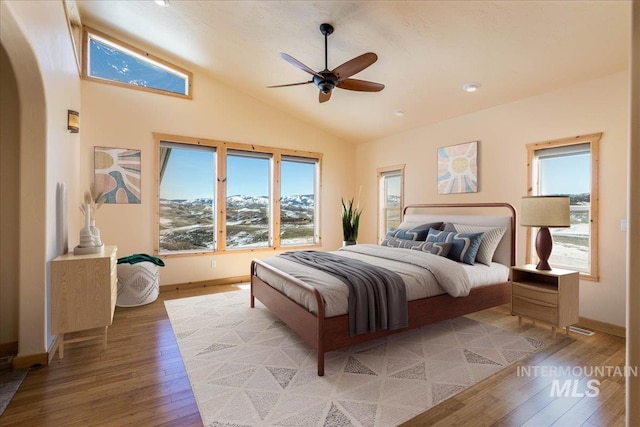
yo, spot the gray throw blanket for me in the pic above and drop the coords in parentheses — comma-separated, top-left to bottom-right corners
(279, 250, 408, 336)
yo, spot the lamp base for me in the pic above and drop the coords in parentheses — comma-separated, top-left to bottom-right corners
(535, 227, 553, 271)
(536, 259, 552, 271)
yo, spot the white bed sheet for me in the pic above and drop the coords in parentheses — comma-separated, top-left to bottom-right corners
(255, 247, 509, 318)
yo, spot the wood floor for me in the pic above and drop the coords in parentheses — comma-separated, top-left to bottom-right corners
(0, 284, 626, 426)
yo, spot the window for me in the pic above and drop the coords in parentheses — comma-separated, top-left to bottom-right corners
(83, 27, 192, 98)
(378, 165, 404, 242)
(155, 134, 321, 255)
(226, 151, 272, 249)
(527, 133, 600, 280)
(280, 156, 319, 246)
(158, 142, 216, 253)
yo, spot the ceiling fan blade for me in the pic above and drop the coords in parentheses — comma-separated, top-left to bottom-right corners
(267, 81, 313, 88)
(319, 90, 332, 103)
(280, 53, 323, 78)
(337, 78, 385, 92)
(332, 52, 378, 81)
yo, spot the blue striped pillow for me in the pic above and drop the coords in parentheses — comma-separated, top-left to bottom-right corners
(426, 229, 484, 265)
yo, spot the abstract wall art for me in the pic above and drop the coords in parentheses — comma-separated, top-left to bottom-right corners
(437, 140, 478, 194)
(94, 146, 141, 204)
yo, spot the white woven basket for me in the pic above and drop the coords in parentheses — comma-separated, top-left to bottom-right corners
(116, 262, 160, 307)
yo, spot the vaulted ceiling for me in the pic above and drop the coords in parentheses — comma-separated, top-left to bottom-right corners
(77, 1, 630, 143)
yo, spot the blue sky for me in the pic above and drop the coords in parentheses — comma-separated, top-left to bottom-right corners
(161, 149, 315, 200)
(161, 149, 589, 200)
(540, 152, 590, 195)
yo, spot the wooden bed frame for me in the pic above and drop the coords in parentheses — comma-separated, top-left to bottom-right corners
(250, 202, 516, 376)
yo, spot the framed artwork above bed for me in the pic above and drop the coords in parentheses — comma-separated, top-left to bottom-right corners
(437, 140, 478, 194)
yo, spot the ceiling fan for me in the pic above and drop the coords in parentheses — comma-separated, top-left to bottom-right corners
(268, 23, 384, 103)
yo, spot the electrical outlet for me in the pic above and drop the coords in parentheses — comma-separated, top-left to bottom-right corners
(621, 219, 628, 232)
(211, 260, 217, 268)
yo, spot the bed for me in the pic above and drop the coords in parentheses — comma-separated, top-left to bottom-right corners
(250, 202, 516, 376)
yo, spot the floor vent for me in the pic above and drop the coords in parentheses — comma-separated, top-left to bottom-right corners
(0, 355, 13, 369)
(569, 326, 595, 336)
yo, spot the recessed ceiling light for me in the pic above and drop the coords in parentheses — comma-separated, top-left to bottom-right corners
(394, 110, 405, 117)
(463, 83, 480, 93)
(154, 0, 170, 7)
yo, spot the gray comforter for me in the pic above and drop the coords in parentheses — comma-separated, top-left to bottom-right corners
(279, 250, 408, 336)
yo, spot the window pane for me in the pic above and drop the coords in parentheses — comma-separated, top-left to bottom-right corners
(384, 175, 402, 232)
(88, 34, 189, 96)
(539, 151, 591, 272)
(280, 158, 317, 245)
(159, 144, 215, 253)
(226, 153, 271, 248)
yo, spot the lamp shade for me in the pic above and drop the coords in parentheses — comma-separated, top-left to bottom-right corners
(521, 196, 570, 227)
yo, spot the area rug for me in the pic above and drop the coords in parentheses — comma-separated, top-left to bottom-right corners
(0, 368, 28, 416)
(165, 289, 544, 427)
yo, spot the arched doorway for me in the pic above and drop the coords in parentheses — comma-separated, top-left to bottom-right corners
(1, 1, 49, 365)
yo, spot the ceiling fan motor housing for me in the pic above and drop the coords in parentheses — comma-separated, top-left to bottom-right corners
(314, 72, 338, 94)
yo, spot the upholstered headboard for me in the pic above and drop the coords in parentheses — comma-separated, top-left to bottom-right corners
(401, 203, 516, 266)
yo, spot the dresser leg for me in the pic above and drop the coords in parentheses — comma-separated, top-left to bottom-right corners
(103, 326, 108, 350)
(518, 316, 522, 326)
(565, 326, 570, 336)
(59, 336, 64, 359)
(552, 326, 557, 339)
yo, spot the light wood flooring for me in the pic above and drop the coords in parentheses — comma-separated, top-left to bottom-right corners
(0, 284, 626, 426)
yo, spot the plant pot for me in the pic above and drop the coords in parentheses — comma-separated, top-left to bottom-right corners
(342, 241, 357, 246)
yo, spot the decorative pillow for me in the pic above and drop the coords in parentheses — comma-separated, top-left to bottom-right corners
(426, 229, 484, 265)
(411, 241, 453, 257)
(386, 221, 443, 241)
(381, 237, 452, 257)
(442, 222, 457, 232)
(452, 224, 507, 266)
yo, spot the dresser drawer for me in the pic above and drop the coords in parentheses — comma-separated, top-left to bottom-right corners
(512, 282, 558, 306)
(512, 295, 558, 325)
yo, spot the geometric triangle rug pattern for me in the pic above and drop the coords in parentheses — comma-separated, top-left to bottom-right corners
(165, 288, 545, 427)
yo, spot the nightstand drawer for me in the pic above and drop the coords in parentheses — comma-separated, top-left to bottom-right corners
(512, 295, 558, 325)
(512, 282, 558, 306)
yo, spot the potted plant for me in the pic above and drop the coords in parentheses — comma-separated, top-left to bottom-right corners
(341, 197, 362, 246)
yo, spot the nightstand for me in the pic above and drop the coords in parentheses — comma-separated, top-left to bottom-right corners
(511, 264, 579, 339)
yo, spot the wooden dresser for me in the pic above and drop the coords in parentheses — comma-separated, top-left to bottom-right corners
(51, 246, 117, 358)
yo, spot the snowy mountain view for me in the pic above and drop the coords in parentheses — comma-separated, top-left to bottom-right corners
(549, 193, 590, 271)
(159, 195, 315, 252)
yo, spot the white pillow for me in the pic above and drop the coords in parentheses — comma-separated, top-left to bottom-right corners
(453, 224, 506, 266)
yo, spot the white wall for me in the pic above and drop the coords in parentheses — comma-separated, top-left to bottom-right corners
(1, 0, 81, 358)
(80, 58, 356, 286)
(356, 71, 629, 327)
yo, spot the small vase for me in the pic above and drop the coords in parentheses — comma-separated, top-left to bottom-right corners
(90, 220, 102, 246)
(79, 203, 93, 247)
(342, 241, 357, 247)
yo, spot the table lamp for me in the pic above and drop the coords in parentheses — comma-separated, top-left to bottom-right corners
(521, 196, 570, 270)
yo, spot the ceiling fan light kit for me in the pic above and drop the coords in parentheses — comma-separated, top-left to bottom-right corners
(268, 23, 384, 103)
